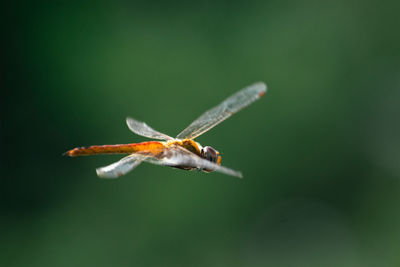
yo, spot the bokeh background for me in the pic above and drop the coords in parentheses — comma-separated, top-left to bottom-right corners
(3, 0, 400, 266)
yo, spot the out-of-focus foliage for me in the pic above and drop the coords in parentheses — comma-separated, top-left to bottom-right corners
(3, 0, 400, 266)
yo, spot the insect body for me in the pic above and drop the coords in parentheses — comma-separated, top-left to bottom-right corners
(64, 82, 267, 178)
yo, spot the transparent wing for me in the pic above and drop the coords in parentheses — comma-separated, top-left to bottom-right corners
(143, 145, 243, 178)
(176, 82, 267, 140)
(96, 154, 142, 178)
(126, 117, 174, 141)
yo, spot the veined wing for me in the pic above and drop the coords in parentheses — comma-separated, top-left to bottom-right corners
(126, 117, 174, 141)
(176, 82, 267, 140)
(144, 145, 243, 178)
(95, 146, 242, 178)
(96, 154, 142, 178)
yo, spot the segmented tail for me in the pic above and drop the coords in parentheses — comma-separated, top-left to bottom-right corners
(63, 142, 164, 157)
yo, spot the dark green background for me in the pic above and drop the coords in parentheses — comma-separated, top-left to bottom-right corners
(3, 1, 400, 266)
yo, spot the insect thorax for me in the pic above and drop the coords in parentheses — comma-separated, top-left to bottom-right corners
(179, 139, 202, 156)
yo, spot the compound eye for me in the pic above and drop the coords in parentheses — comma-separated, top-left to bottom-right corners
(202, 146, 218, 163)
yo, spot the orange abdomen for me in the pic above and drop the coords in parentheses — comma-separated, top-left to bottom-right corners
(64, 141, 164, 157)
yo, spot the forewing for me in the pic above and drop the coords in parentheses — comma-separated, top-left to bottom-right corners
(96, 155, 142, 178)
(126, 117, 174, 140)
(176, 82, 267, 140)
(143, 145, 243, 178)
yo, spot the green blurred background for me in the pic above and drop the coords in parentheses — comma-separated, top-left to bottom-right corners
(3, 1, 400, 266)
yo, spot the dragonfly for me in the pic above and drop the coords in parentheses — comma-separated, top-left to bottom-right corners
(64, 82, 267, 178)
